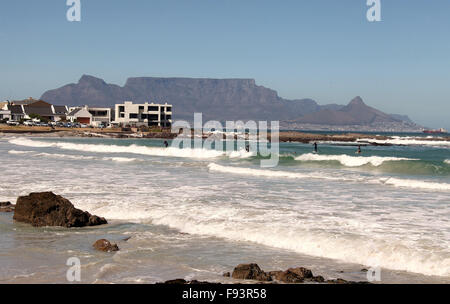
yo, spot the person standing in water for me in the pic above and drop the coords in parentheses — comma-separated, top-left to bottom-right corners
(313, 142, 318, 153)
(164, 140, 169, 148)
(356, 145, 362, 154)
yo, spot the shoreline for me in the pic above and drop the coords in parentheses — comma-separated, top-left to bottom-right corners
(1, 126, 449, 146)
(1, 212, 448, 284)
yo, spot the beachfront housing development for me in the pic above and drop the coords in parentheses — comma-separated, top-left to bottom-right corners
(1, 98, 172, 128)
(1, 98, 69, 122)
(113, 101, 172, 127)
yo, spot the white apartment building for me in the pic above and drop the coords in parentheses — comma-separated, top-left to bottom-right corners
(113, 101, 172, 127)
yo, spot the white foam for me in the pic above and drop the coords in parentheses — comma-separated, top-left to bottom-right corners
(35, 152, 95, 160)
(9, 138, 54, 148)
(445, 159, 450, 165)
(8, 150, 34, 155)
(357, 137, 450, 147)
(102, 157, 138, 163)
(295, 153, 416, 167)
(381, 177, 450, 191)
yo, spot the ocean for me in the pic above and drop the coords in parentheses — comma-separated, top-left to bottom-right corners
(0, 135, 449, 283)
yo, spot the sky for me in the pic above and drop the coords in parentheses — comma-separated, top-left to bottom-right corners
(0, 0, 449, 129)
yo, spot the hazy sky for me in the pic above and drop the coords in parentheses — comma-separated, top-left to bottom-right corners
(1, 0, 449, 128)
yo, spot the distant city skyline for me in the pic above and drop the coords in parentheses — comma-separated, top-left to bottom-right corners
(1, 0, 449, 129)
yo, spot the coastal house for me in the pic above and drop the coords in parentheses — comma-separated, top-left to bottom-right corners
(0, 103, 11, 120)
(112, 101, 172, 127)
(6, 98, 69, 121)
(67, 106, 112, 127)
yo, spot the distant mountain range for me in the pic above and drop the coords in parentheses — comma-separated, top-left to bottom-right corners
(41, 75, 421, 130)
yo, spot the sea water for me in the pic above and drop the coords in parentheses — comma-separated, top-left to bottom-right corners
(0, 135, 449, 283)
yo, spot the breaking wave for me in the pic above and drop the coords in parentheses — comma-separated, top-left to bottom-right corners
(380, 177, 450, 191)
(445, 159, 450, 165)
(208, 163, 450, 191)
(89, 200, 450, 277)
(294, 153, 416, 167)
(357, 137, 450, 147)
(8, 138, 251, 159)
(208, 163, 355, 182)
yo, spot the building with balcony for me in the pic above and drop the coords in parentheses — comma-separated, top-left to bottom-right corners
(113, 101, 172, 127)
(67, 106, 113, 127)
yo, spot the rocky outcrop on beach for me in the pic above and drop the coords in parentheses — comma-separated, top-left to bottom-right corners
(13, 192, 107, 227)
(230, 263, 368, 284)
(0, 202, 15, 213)
(93, 239, 119, 252)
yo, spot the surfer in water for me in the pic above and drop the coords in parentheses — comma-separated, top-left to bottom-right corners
(245, 145, 250, 152)
(164, 140, 169, 148)
(356, 145, 362, 154)
(313, 142, 318, 153)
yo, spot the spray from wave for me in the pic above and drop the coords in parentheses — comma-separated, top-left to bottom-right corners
(295, 153, 416, 167)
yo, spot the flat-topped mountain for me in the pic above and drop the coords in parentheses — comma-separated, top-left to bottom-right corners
(41, 75, 420, 130)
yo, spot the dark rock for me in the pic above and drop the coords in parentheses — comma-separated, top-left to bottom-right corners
(325, 278, 370, 284)
(361, 268, 368, 272)
(287, 267, 313, 279)
(157, 279, 220, 284)
(268, 270, 304, 283)
(309, 275, 325, 283)
(189, 280, 219, 285)
(93, 239, 119, 252)
(326, 278, 349, 284)
(232, 264, 272, 282)
(0, 202, 15, 213)
(162, 279, 187, 284)
(13, 192, 107, 227)
(223, 272, 231, 277)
